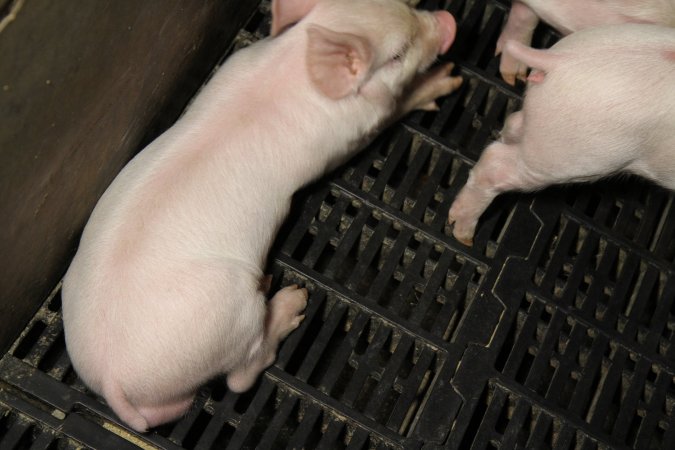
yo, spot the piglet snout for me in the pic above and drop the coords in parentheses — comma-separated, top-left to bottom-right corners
(433, 10, 456, 55)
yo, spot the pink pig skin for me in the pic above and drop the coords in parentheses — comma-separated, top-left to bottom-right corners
(448, 23, 675, 246)
(62, 0, 461, 433)
(497, 0, 675, 84)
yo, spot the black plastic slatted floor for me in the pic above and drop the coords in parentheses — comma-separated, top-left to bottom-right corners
(1, 0, 674, 448)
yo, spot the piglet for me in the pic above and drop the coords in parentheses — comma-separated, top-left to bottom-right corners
(448, 23, 675, 246)
(62, 0, 461, 432)
(497, 0, 675, 84)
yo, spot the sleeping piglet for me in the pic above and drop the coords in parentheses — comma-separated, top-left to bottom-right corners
(497, 0, 675, 84)
(62, 0, 461, 432)
(448, 23, 675, 246)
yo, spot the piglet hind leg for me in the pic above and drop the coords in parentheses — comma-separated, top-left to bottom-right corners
(136, 397, 195, 430)
(226, 285, 308, 392)
(496, 1, 539, 85)
(103, 381, 195, 432)
(448, 140, 539, 246)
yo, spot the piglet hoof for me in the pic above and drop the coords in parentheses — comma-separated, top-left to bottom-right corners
(426, 62, 463, 98)
(448, 208, 475, 247)
(267, 285, 308, 341)
(499, 55, 528, 86)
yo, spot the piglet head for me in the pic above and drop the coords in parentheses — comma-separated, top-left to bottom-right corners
(271, 0, 457, 100)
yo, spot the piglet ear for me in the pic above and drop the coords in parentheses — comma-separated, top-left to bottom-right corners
(306, 24, 373, 100)
(271, 0, 318, 36)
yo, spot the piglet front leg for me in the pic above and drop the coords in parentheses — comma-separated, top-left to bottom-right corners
(397, 10, 462, 114)
(447, 142, 521, 246)
(447, 111, 538, 246)
(399, 63, 463, 114)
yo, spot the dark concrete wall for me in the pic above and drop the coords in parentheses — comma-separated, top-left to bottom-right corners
(0, 0, 258, 352)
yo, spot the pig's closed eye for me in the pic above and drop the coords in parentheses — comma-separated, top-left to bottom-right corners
(390, 44, 410, 63)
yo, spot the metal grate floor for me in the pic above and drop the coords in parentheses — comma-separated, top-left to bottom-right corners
(1, 0, 674, 449)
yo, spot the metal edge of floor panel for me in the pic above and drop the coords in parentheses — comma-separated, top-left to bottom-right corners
(1, 0, 674, 449)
